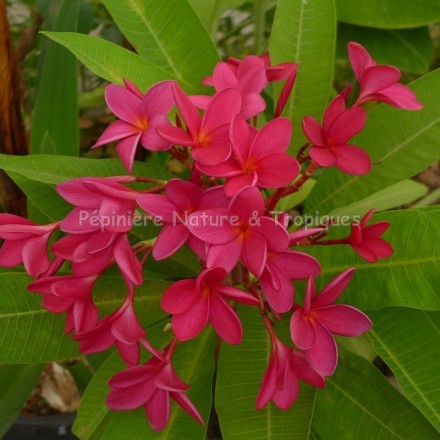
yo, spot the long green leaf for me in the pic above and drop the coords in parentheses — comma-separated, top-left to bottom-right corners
(0, 364, 44, 437)
(330, 179, 428, 218)
(303, 208, 440, 310)
(73, 326, 216, 439)
(216, 307, 316, 440)
(336, 0, 440, 29)
(313, 351, 438, 439)
(337, 24, 433, 74)
(306, 69, 440, 214)
(0, 273, 167, 363)
(269, 0, 336, 153)
(369, 307, 440, 431)
(30, 0, 79, 156)
(102, 0, 218, 92)
(42, 32, 181, 92)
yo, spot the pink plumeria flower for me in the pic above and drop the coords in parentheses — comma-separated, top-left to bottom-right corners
(348, 209, 393, 263)
(138, 180, 231, 260)
(28, 274, 99, 334)
(256, 336, 325, 410)
(348, 42, 423, 110)
(260, 228, 322, 313)
(197, 115, 299, 196)
(157, 83, 241, 165)
(52, 231, 142, 286)
(302, 95, 371, 175)
(196, 56, 268, 119)
(74, 288, 146, 366)
(93, 79, 175, 172)
(107, 356, 203, 432)
(290, 269, 372, 376)
(188, 186, 289, 276)
(161, 267, 259, 344)
(0, 214, 60, 277)
(57, 176, 139, 234)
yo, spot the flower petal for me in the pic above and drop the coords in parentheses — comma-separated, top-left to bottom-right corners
(172, 297, 209, 341)
(290, 309, 316, 349)
(305, 322, 338, 376)
(209, 294, 242, 344)
(161, 279, 198, 314)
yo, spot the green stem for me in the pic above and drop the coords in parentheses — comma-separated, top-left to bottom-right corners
(254, 0, 266, 55)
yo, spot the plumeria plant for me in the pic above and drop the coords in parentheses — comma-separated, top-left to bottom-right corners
(1, 0, 440, 439)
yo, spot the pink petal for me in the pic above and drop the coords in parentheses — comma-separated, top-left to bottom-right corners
(260, 269, 294, 313)
(290, 309, 316, 349)
(105, 84, 143, 124)
(201, 88, 241, 132)
(351, 243, 379, 263)
(215, 284, 259, 305)
(364, 221, 390, 237)
(242, 230, 267, 277)
(116, 342, 140, 366)
(374, 83, 423, 110)
(212, 62, 238, 90)
(189, 94, 211, 109)
(108, 364, 154, 387)
(156, 125, 196, 146)
(172, 297, 209, 341)
(173, 83, 201, 137)
(137, 194, 176, 223)
(323, 95, 346, 137)
(143, 80, 174, 117)
(305, 322, 338, 376)
(230, 186, 264, 220)
(364, 237, 394, 259)
(258, 217, 290, 251)
(166, 179, 202, 212)
(123, 78, 143, 98)
(192, 126, 232, 165)
(272, 359, 299, 409)
(170, 392, 205, 425)
(256, 357, 276, 409)
(255, 153, 299, 188)
(155, 363, 189, 392)
(291, 351, 325, 388)
(111, 302, 146, 344)
(145, 389, 171, 431)
(314, 304, 372, 337)
(240, 93, 266, 119)
(107, 380, 155, 410)
(272, 250, 321, 279)
(187, 209, 237, 244)
(333, 144, 372, 175)
(359, 65, 401, 98)
(209, 294, 242, 344)
(302, 116, 324, 146)
(22, 234, 51, 276)
(161, 279, 198, 314)
(289, 227, 324, 244)
(92, 120, 138, 148)
(250, 117, 292, 158)
(224, 174, 256, 197)
(153, 224, 190, 260)
(0, 240, 24, 267)
(42, 294, 74, 313)
(197, 159, 242, 179)
(309, 146, 336, 167)
(140, 114, 172, 151)
(230, 114, 251, 162)
(116, 133, 142, 173)
(206, 239, 243, 272)
(312, 268, 356, 308)
(327, 107, 366, 145)
(113, 235, 142, 285)
(347, 42, 375, 82)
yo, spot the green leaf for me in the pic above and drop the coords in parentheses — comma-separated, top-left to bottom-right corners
(73, 326, 216, 439)
(30, 0, 79, 156)
(330, 179, 428, 218)
(269, 0, 336, 153)
(303, 208, 440, 310)
(276, 178, 316, 211)
(0, 273, 168, 363)
(42, 32, 180, 92)
(216, 307, 316, 440)
(369, 307, 440, 431)
(306, 69, 440, 214)
(337, 24, 433, 74)
(336, 0, 440, 29)
(0, 364, 44, 437)
(313, 351, 438, 439)
(188, 0, 245, 36)
(101, 0, 218, 92)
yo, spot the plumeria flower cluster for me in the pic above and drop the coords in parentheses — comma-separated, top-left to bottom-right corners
(0, 43, 421, 431)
